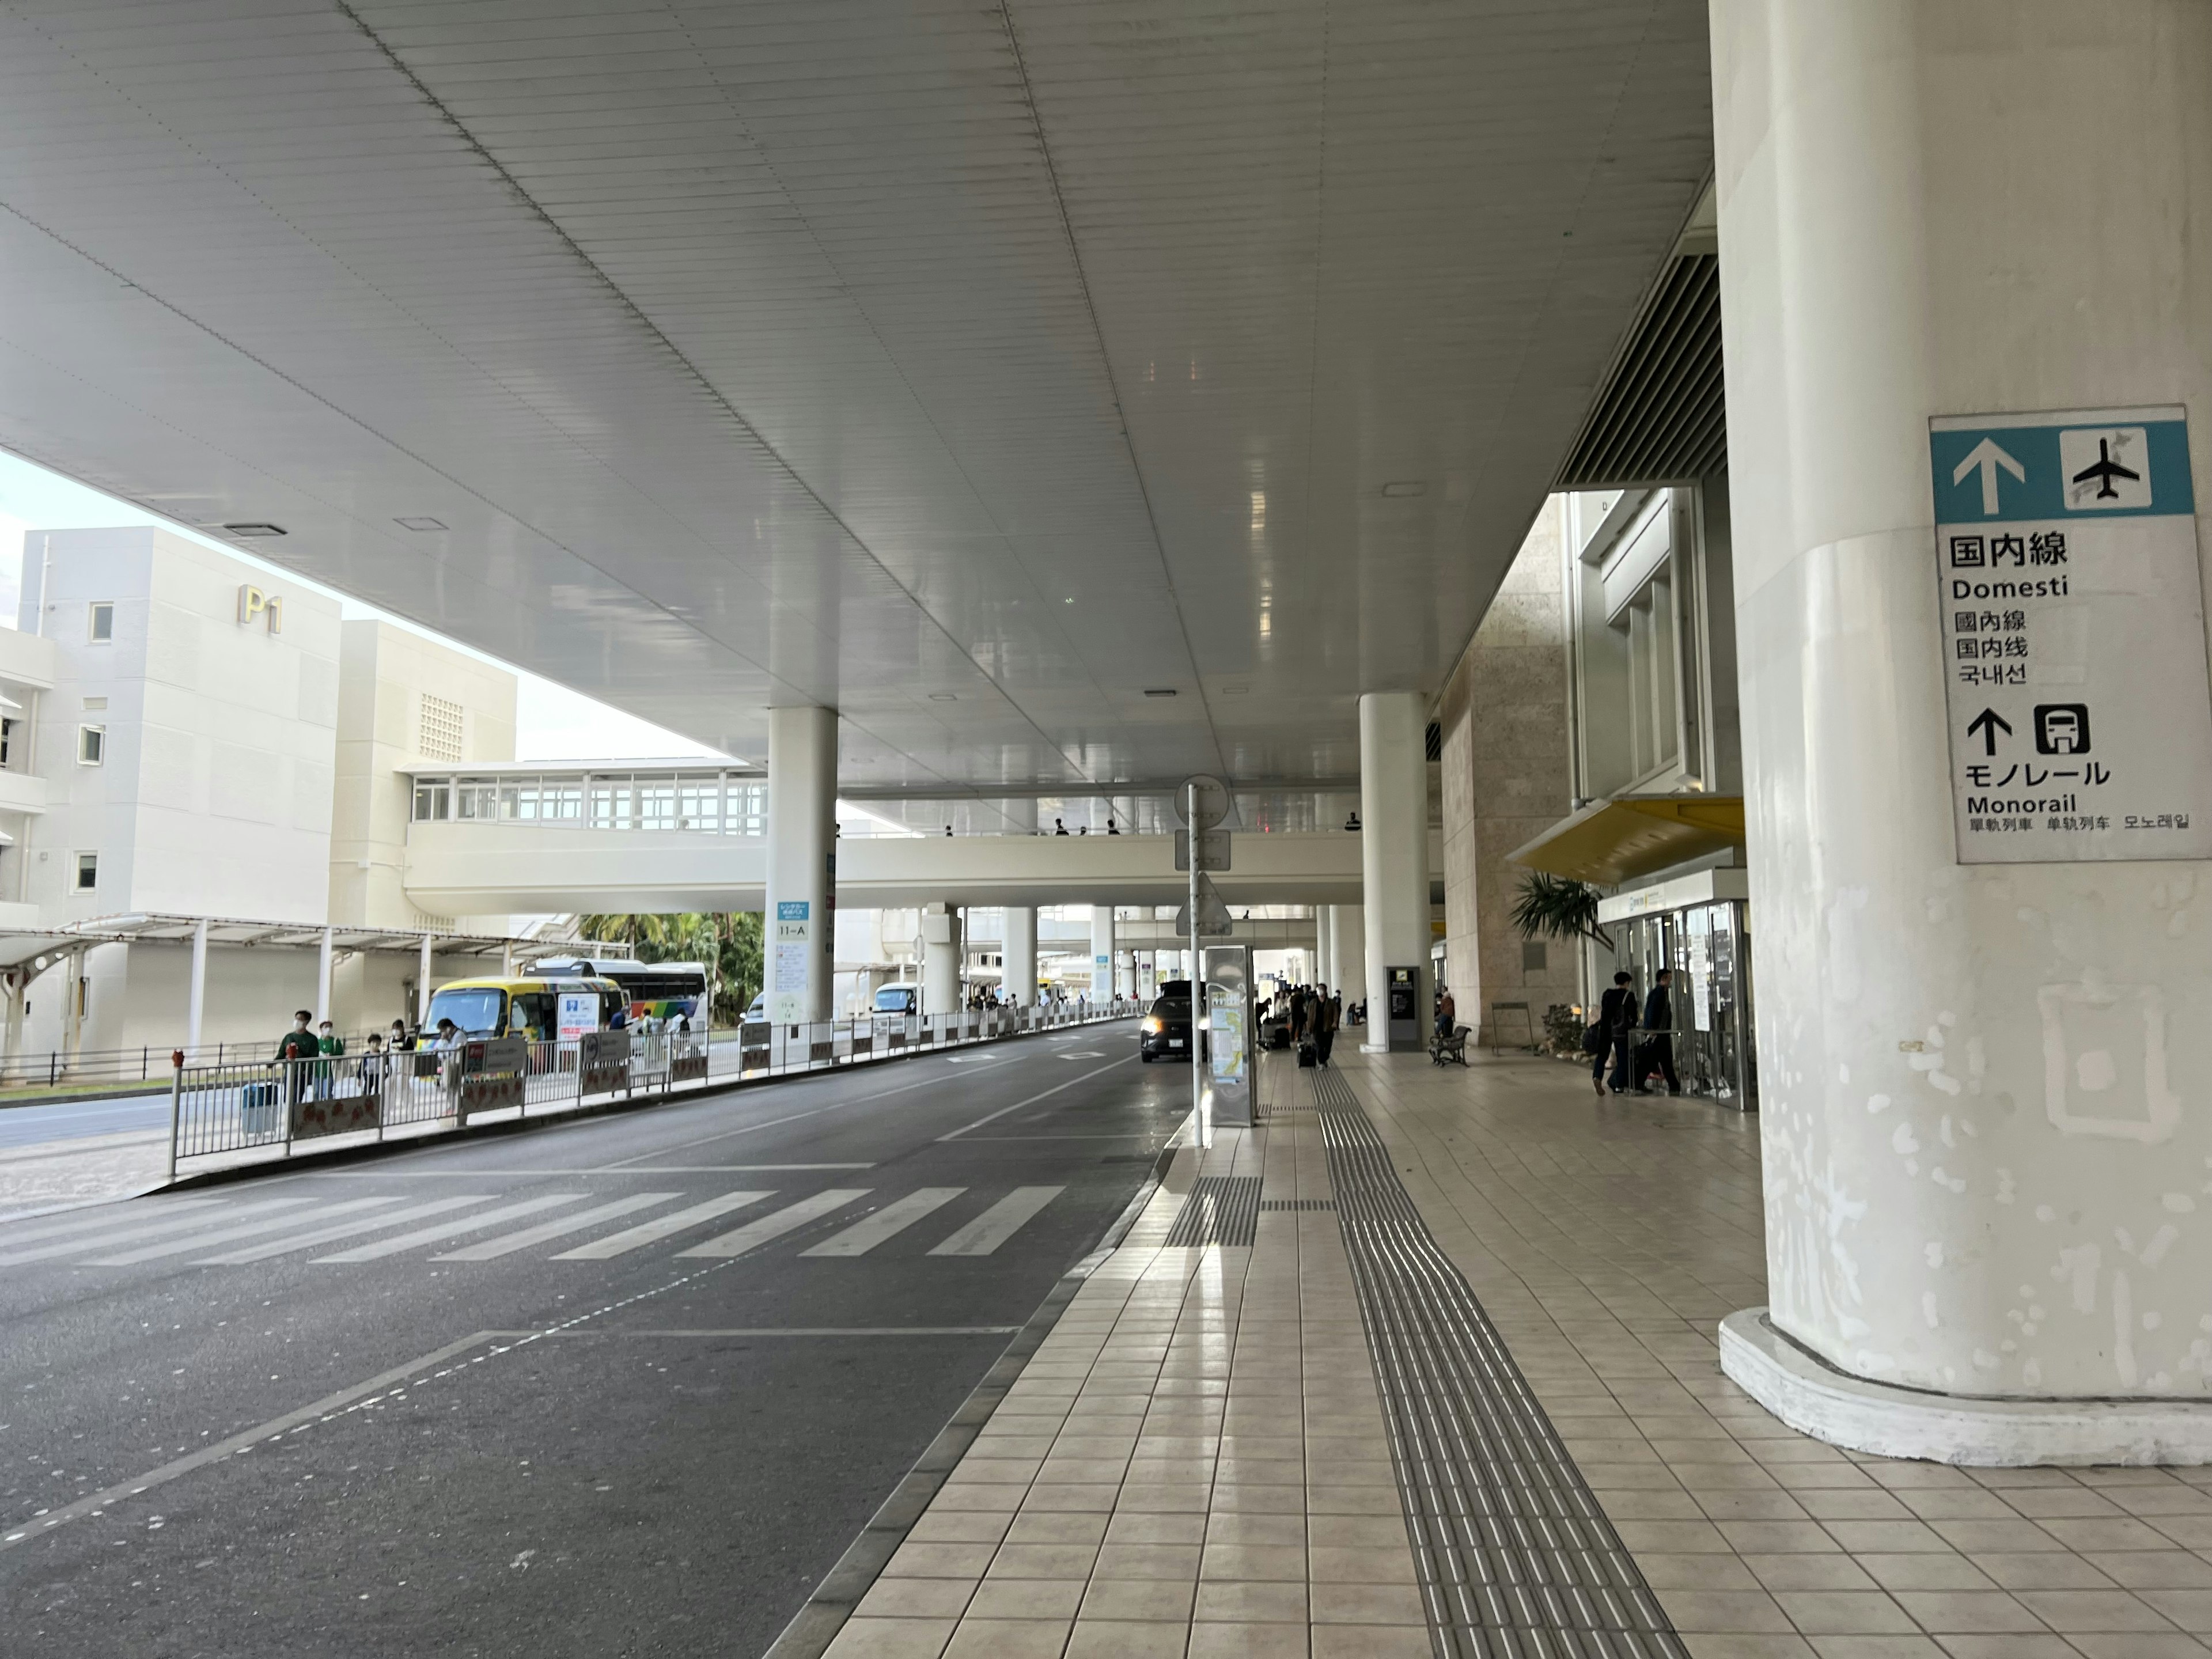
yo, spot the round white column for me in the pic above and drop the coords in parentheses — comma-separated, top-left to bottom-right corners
(1315, 907, 1334, 994)
(1332, 904, 1365, 1015)
(765, 705, 838, 1024)
(1358, 691, 1431, 1051)
(920, 903, 960, 1017)
(1004, 906, 1038, 1007)
(1090, 905, 1116, 1003)
(1717, 1, 2212, 1410)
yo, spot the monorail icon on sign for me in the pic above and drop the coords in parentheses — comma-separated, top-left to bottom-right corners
(1928, 406, 2212, 864)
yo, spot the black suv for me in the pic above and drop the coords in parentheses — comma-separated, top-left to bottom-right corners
(1138, 980, 1206, 1063)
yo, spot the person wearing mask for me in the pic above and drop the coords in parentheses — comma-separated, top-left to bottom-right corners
(389, 1018, 415, 1052)
(1595, 972, 1637, 1096)
(275, 1010, 318, 1110)
(1638, 968, 1681, 1094)
(314, 1018, 344, 1100)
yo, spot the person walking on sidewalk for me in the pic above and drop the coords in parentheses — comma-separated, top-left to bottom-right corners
(1594, 972, 1637, 1096)
(1312, 984, 1339, 1067)
(1637, 968, 1681, 1095)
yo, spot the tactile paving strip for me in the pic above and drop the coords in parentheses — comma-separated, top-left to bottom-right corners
(1161, 1176, 1262, 1247)
(1257, 1198, 1335, 1211)
(1312, 1069, 1687, 1659)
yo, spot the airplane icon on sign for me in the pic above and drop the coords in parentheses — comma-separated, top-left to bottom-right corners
(2070, 437, 2141, 501)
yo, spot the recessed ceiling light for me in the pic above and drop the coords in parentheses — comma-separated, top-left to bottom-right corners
(395, 516, 447, 532)
(1143, 688, 1177, 698)
(1063, 597, 1075, 604)
(1222, 685, 1249, 696)
(222, 521, 287, 537)
(929, 692, 957, 702)
(1380, 481, 1426, 498)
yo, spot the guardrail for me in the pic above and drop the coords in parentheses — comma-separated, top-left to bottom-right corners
(162, 998, 1140, 1179)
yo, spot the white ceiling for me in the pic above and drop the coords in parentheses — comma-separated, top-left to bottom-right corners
(0, 0, 1711, 823)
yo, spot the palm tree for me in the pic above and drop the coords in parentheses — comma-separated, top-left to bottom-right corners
(1508, 873, 1612, 953)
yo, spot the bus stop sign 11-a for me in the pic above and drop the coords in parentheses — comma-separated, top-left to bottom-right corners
(1928, 406, 2212, 863)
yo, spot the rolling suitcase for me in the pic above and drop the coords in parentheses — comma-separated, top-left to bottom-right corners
(1297, 1040, 1317, 1069)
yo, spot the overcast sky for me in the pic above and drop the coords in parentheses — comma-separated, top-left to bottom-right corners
(0, 450, 722, 763)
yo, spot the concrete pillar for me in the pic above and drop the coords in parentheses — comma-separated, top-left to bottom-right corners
(1358, 691, 1430, 1051)
(1004, 906, 1037, 1007)
(315, 926, 334, 1027)
(766, 705, 838, 1024)
(1090, 905, 1115, 1002)
(187, 918, 209, 1055)
(418, 932, 434, 1025)
(921, 902, 959, 1016)
(1315, 907, 1334, 994)
(1714, 2, 2212, 1426)
(1334, 905, 1366, 1017)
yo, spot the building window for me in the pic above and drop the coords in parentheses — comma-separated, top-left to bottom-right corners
(88, 602, 115, 643)
(74, 852, 97, 892)
(418, 694, 464, 762)
(78, 725, 105, 766)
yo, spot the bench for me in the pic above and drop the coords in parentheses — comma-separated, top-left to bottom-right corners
(1429, 1024, 1471, 1067)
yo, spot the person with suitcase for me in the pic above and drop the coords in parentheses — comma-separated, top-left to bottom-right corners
(1312, 984, 1339, 1067)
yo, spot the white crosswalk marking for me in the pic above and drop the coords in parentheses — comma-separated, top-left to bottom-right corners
(0, 1198, 229, 1251)
(0, 1197, 316, 1266)
(198, 1197, 499, 1264)
(430, 1194, 680, 1262)
(676, 1190, 870, 1259)
(928, 1186, 1065, 1256)
(86, 1198, 407, 1266)
(550, 1191, 773, 1260)
(801, 1188, 966, 1257)
(312, 1195, 588, 1263)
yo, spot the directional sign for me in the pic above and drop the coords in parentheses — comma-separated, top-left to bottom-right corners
(1173, 827, 1231, 872)
(1930, 406, 2212, 863)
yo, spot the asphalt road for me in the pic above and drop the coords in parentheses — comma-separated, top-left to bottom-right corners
(0, 1019, 1176, 1658)
(0, 1092, 171, 1149)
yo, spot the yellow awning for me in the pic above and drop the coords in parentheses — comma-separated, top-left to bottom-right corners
(1506, 795, 1745, 887)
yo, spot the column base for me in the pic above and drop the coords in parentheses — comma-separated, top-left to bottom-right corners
(1359, 1041, 1388, 1054)
(1719, 1308, 2212, 1467)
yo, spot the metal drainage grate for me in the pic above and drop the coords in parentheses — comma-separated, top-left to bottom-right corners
(1318, 1082, 1686, 1658)
(1161, 1176, 1261, 1247)
(1258, 1198, 1335, 1211)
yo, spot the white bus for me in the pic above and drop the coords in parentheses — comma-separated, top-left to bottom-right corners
(529, 957, 710, 1025)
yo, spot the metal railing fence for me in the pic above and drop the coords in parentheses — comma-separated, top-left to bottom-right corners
(163, 997, 1139, 1178)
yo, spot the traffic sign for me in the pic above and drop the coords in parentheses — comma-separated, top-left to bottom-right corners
(1173, 828, 1231, 872)
(1174, 773, 1233, 831)
(1929, 406, 2212, 863)
(1174, 874, 1236, 937)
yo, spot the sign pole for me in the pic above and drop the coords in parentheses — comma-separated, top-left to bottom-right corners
(1190, 781, 1209, 1150)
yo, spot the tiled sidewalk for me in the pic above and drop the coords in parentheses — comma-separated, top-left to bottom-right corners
(1352, 1050, 2212, 1659)
(825, 1048, 2212, 1659)
(826, 1097, 1429, 1658)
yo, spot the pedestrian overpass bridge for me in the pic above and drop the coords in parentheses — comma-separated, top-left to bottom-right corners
(396, 762, 1426, 915)
(400, 818, 1418, 915)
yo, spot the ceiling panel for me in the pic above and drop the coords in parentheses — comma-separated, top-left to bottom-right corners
(0, 0, 1710, 796)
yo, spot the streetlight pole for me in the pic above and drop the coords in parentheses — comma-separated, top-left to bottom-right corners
(1190, 781, 1209, 1150)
